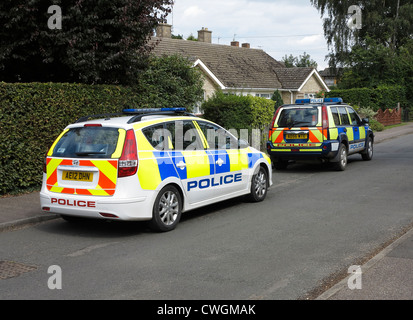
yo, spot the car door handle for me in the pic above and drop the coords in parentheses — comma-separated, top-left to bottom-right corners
(216, 158, 224, 166)
(176, 161, 186, 170)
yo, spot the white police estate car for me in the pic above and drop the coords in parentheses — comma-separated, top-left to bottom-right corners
(267, 98, 374, 171)
(40, 108, 272, 232)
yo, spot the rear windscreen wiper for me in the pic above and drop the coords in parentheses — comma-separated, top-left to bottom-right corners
(75, 152, 106, 156)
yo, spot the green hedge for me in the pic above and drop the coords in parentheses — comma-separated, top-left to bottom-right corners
(0, 82, 142, 195)
(201, 91, 275, 150)
(325, 85, 407, 111)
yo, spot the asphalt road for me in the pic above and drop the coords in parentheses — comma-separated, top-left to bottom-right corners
(1, 134, 412, 300)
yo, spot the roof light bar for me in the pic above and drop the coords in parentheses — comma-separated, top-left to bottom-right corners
(295, 98, 343, 104)
(123, 108, 187, 113)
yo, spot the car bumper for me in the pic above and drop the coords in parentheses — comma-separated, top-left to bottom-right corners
(267, 141, 340, 160)
(40, 190, 154, 221)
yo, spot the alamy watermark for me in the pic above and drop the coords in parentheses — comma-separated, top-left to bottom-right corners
(347, 265, 362, 290)
(47, 5, 62, 30)
(347, 5, 362, 30)
(47, 265, 62, 290)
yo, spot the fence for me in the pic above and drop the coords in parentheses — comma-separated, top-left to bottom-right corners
(375, 108, 402, 126)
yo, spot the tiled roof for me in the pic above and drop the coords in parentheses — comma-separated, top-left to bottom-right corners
(151, 37, 287, 89)
(274, 67, 315, 90)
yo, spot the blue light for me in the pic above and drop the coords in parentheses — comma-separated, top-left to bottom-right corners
(123, 108, 187, 113)
(295, 99, 311, 104)
(323, 97, 343, 103)
(294, 97, 343, 104)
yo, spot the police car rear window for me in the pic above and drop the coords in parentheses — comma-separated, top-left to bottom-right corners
(277, 106, 318, 128)
(52, 127, 120, 158)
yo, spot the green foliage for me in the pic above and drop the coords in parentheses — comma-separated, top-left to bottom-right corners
(282, 52, 318, 68)
(0, 82, 140, 194)
(136, 54, 204, 111)
(201, 91, 275, 149)
(311, 0, 413, 68)
(271, 90, 283, 109)
(326, 86, 407, 111)
(0, 0, 173, 85)
(369, 119, 385, 132)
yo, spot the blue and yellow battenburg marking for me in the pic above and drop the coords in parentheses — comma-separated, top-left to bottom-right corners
(136, 148, 264, 191)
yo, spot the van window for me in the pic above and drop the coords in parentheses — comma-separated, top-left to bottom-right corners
(338, 107, 351, 125)
(347, 107, 361, 125)
(52, 127, 120, 158)
(330, 107, 341, 126)
(277, 107, 318, 128)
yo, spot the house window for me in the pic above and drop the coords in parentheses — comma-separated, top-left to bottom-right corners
(304, 93, 316, 99)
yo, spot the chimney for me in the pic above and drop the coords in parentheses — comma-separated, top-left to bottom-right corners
(198, 27, 212, 43)
(242, 43, 250, 49)
(156, 23, 172, 38)
(230, 41, 239, 47)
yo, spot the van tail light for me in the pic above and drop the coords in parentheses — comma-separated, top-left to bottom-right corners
(118, 129, 138, 178)
(322, 105, 329, 129)
(269, 106, 282, 139)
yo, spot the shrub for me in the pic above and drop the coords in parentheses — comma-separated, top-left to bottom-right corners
(0, 82, 142, 195)
(201, 91, 275, 150)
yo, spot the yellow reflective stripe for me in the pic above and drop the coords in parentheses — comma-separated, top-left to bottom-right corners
(91, 160, 117, 185)
(138, 151, 162, 190)
(347, 127, 354, 141)
(183, 151, 210, 178)
(300, 149, 323, 152)
(193, 121, 209, 149)
(88, 188, 110, 196)
(227, 149, 249, 172)
(111, 129, 126, 159)
(359, 126, 366, 140)
(271, 130, 283, 143)
(329, 128, 338, 140)
(46, 158, 63, 180)
(47, 129, 69, 156)
(50, 186, 64, 193)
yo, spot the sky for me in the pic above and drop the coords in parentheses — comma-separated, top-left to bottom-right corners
(165, 0, 330, 70)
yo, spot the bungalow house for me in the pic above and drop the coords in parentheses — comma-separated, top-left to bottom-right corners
(151, 24, 330, 111)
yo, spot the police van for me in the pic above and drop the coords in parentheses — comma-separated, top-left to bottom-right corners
(267, 98, 374, 171)
(40, 108, 272, 232)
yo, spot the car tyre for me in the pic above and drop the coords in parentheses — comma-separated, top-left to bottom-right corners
(248, 166, 268, 202)
(361, 137, 373, 161)
(334, 144, 348, 171)
(149, 185, 182, 232)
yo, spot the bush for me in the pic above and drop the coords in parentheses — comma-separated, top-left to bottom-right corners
(326, 85, 407, 111)
(201, 91, 275, 150)
(369, 119, 385, 132)
(0, 82, 143, 195)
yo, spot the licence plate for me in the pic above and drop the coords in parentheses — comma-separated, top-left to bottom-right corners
(62, 171, 93, 182)
(286, 134, 307, 140)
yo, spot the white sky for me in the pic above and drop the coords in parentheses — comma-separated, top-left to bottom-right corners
(166, 0, 330, 70)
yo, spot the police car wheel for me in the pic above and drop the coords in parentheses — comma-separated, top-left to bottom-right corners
(361, 137, 373, 161)
(149, 185, 182, 232)
(248, 166, 268, 202)
(334, 144, 348, 171)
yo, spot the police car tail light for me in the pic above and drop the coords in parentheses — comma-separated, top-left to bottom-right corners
(322, 105, 329, 129)
(118, 129, 138, 178)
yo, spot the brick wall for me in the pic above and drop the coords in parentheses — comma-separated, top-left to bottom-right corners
(375, 108, 402, 126)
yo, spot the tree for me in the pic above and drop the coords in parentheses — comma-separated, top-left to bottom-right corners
(0, 0, 174, 85)
(136, 54, 204, 111)
(282, 52, 318, 68)
(311, 0, 413, 68)
(271, 90, 284, 108)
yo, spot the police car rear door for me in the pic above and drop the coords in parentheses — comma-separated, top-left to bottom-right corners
(196, 121, 247, 195)
(166, 120, 216, 204)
